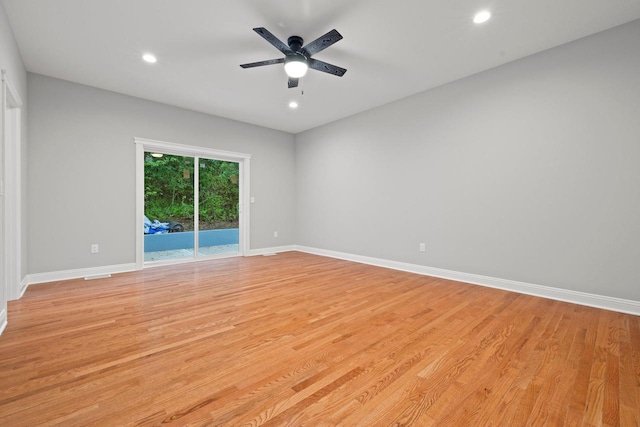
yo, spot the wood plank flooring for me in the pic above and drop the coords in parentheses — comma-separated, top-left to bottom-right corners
(0, 252, 638, 426)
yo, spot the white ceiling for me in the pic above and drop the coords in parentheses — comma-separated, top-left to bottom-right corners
(3, 0, 640, 134)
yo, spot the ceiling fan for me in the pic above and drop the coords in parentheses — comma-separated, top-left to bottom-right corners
(240, 27, 347, 88)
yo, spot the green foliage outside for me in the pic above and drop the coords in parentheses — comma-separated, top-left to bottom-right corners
(198, 157, 240, 226)
(144, 153, 239, 230)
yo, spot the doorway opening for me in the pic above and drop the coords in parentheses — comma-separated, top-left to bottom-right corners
(135, 138, 251, 268)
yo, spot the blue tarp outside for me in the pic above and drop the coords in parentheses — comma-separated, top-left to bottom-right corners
(144, 215, 170, 234)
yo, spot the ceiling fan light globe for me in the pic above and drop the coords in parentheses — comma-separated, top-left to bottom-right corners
(284, 58, 308, 78)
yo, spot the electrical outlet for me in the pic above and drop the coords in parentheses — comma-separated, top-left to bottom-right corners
(419, 243, 426, 252)
(91, 244, 99, 254)
(274, 231, 278, 238)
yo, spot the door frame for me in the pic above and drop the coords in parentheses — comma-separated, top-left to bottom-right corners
(2, 70, 23, 306)
(134, 137, 251, 269)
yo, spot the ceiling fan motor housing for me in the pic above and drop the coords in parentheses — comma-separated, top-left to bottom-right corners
(287, 35, 304, 52)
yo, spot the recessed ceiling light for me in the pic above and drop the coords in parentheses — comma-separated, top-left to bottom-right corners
(289, 101, 299, 109)
(473, 10, 491, 24)
(150, 153, 163, 158)
(142, 53, 157, 63)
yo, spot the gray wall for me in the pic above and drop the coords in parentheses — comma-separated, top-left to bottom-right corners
(28, 74, 295, 273)
(0, 2, 27, 311)
(295, 21, 640, 301)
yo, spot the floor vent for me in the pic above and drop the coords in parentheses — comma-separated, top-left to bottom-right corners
(84, 274, 112, 281)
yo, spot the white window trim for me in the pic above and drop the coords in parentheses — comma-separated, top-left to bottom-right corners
(134, 137, 251, 269)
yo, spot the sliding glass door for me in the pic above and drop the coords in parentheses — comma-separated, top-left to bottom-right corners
(197, 158, 240, 256)
(143, 152, 194, 262)
(143, 152, 240, 263)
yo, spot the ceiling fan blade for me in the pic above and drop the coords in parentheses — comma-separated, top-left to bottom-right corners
(288, 78, 299, 88)
(308, 58, 347, 77)
(253, 27, 291, 55)
(302, 29, 343, 56)
(240, 58, 284, 69)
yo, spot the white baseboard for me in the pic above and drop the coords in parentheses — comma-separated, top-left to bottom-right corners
(6, 275, 29, 301)
(18, 276, 28, 299)
(25, 249, 296, 284)
(247, 245, 296, 257)
(20, 248, 640, 316)
(27, 263, 137, 285)
(295, 246, 640, 316)
(0, 309, 7, 336)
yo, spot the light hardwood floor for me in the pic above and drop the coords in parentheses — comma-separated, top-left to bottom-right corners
(0, 252, 638, 426)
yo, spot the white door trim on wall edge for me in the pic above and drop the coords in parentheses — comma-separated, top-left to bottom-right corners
(0, 309, 7, 335)
(2, 70, 23, 302)
(26, 263, 137, 285)
(294, 246, 640, 316)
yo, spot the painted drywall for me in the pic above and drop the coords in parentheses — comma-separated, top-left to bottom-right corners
(0, 2, 27, 314)
(295, 20, 640, 301)
(27, 74, 295, 274)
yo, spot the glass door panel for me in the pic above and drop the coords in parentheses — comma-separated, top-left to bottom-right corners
(197, 158, 240, 256)
(143, 152, 195, 262)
